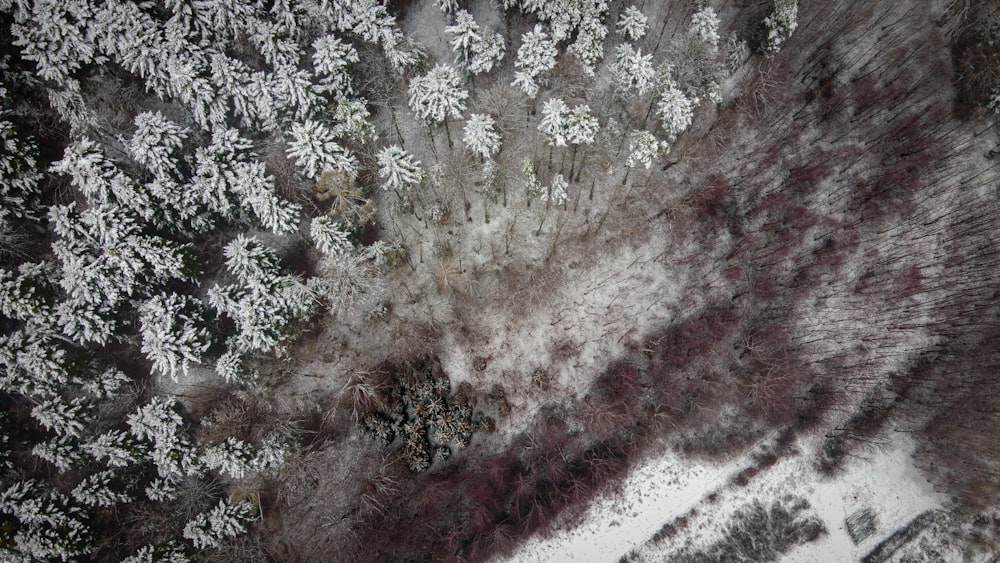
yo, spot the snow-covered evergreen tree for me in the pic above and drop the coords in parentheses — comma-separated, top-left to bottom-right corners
(121, 541, 190, 563)
(434, 0, 460, 15)
(182, 499, 257, 549)
(8, 0, 98, 86)
(542, 174, 569, 206)
(139, 293, 212, 381)
(611, 44, 655, 96)
(568, 12, 608, 76)
(312, 35, 359, 97)
(538, 97, 570, 146)
(287, 120, 358, 180)
(690, 6, 721, 48)
(522, 157, 544, 200)
(200, 437, 258, 479)
(463, 114, 501, 160)
(129, 111, 188, 181)
(764, 0, 798, 53)
(0, 108, 42, 231)
(331, 98, 375, 142)
(71, 469, 135, 507)
(32, 435, 84, 472)
(446, 10, 481, 70)
(0, 326, 71, 398)
(627, 130, 669, 169)
(84, 429, 148, 468)
(52, 137, 154, 220)
(377, 146, 424, 193)
(311, 216, 354, 257)
(127, 397, 204, 483)
(31, 396, 92, 438)
(209, 236, 318, 354)
(566, 104, 599, 146)
(49, 203, 196, 345)
(616, 6, 648, 41)
(408, 64, 468, 146)
(0, 262, 57, 323)
(513, 25, 558, 96)
(657, 83, 695, 142)
(0, 480, 95, 561)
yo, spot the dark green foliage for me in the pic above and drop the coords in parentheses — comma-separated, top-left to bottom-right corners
(359, 358, 491, 473)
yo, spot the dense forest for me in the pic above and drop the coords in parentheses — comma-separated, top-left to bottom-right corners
(1, 0, 999, 561)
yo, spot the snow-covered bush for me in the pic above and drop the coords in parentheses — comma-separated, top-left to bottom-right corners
(311, 216, 354, 257)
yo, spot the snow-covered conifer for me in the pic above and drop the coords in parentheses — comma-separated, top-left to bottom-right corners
(566, 105, 599, 146)
(32, 435, 84, 472)
(52, 138, 154, 220)
(657, 84, 695, 142)
(512, 71, 540, 99)
(568, 14, 608, 76)
(201, 437, 257, 479)
(764, 0, 798, 53)
(434, 0, 460, 15)
(611, 44, 655, 96)
(690, 6, 721, 48)
(209, 236, 318, 354)
(122, 541, 190, 563)
(446, 10, 482, 70)
(140, 293, 211, 381)
(522, 158, 543, 200)
(49, 203, 196, 344)
(311, 216, 354, 257)
(31, 397, 92, 437)
(0, 326, 70, 398)
(71, 469, 134, 507)
(0, 480, 94, 561)
(331, 98, 375, 142)
(627, 130, 668, 169)
(0, 113, 42, 230)
(0, 262, 56, 322)
(287, 120, 358, 180)
(407, 64, 468, 128)
(513, 25, 557, 93)
(9, 0, 98, 86)
(182, 499, 257, 549)
(463, 114, 501, 159)
(78, 367, 130, 400)
(538, 97, 570, 146)
(470, 29, 505, 75)
(312, 35, 359, 97)
(542, 174, 569, 206)
(84, 429, 148, 468)
(215, 350, 246, 383)
(377, 146, 424, 192)
(129, 112, 188, 180)
(617, 6, 648, 41)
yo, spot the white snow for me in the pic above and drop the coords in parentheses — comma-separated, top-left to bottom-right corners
(496, 432, 944, 563)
